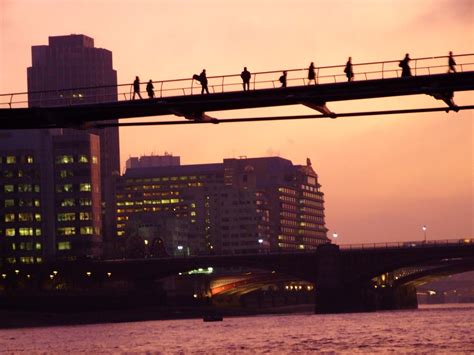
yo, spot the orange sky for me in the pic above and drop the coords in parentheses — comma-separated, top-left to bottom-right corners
(1, 0, 473, 244)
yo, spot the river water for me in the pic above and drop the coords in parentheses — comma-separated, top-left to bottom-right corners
(1, 304, 473, 354)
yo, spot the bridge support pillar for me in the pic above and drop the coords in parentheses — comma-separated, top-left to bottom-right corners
(314, 244, 418, 313)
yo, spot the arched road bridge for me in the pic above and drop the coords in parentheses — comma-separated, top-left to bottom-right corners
(3, 239, 473, 313)
(1, 54, 473, 129)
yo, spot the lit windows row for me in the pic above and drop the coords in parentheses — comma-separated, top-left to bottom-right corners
(59, 198, 92, 207)
(4, 213, 41, 222)
(57, 226, 95, 236)
(55, 155, 98, 164)
(3, 169, 39, 178)
(56, 183, 92, 193)
(4, 257, 43, 264)
(4, 228, 42, 237)
(278, 187, 297, 196)
(4, 199, 41, 208)
(125, 176, 203, 184)
(0, 155, 34, 164)
(57, 212, 93, 221)
(10, 242, 42, 251)
(3, 184, 40, 193)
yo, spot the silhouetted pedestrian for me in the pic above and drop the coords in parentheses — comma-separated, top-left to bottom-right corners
(344, 57, 354, 82)
(241, 67, 251, 91)
(146, 80, 155, 99)
(132, 76, 143, 100)
(279, 71, 287, 88)
(448, 51, 457, 73)
(308, 62, 316, 85)
(399, 53, 412, 77)
(200, 69, 209, 94)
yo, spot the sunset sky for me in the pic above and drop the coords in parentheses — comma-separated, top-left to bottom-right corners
(1, 0, 473, 244)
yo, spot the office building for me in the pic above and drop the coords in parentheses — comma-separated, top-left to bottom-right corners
(115, 156, 328, 256)
(27, 34, 120, 252)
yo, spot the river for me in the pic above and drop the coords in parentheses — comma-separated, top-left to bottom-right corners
(0, 304, 473, 354)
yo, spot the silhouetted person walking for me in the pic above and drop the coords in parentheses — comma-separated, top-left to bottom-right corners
(146, 80, 155, 99)
(279, 71, 287, 88)
(344, 57, 354, 82)
(133, 76, 143, 100)
(308, 62, 316, 85)
(241, 67, 251, 91)
(448, 51, 457, 73)
(200, 69, 209, 94)
(399, 53, 412, 77)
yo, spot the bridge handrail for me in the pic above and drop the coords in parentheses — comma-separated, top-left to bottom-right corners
(338, 238, 473, 250)
(1, 53, 473, 108)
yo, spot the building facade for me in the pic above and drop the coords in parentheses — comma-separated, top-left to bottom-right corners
(115, 156, 328, 256)
(27, 34, 120, 253)
(0, 130, 102, 265)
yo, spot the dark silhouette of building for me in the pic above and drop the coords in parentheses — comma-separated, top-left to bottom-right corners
(115, 156, 328, 256)
(26, 34, 120, 256)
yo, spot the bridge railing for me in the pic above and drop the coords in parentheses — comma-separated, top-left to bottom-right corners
(1, 53, 473, 109)
(338, 238, 473, 250)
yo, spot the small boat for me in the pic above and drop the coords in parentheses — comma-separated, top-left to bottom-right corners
(203, 313, 223, 322)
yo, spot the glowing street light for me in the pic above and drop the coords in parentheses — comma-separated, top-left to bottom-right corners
(258, 239, 263, 244)
(177, 245, 183, 250)
(332, 232, 338, 239)
(422, 225, 427, 243)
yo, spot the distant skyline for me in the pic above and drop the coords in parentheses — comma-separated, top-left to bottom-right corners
(1, 0, 472, 244)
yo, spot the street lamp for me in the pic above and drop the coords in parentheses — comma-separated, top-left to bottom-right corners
(422, 225, 427, 243)
(332, 232, 338, 239)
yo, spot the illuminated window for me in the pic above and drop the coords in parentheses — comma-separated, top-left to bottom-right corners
(78, 155, 89, 163)
(57, 213, 76, 222)
(79, 212, 92, 221)
(117, 231, 125, 236)
(57, 227, 76, 236)
(80, 226, 94, 235)
(5, 214, 15, 222)
(59, 170, 74, 178)
(56, 184, 73, 193)
(4, 199, 15, 207)
(35, 228, 42, 236)
(18, 213, 33, 222)
(92, 156, 98, 164)
(19, 228, 34, 236)
(56, 155, 74, 164)
(5, 228, 15, 237)
(34, 199, 40, 207)
(25, 155, 34, 164)
(4, 185, 14, 193)
(19, 257, 35, 264)
(6, 156, 16, 164)
(60, 198, 75, 207)
(57, 241, 71, 250)
(18, 184, 32, 192)
(80, 183, 91, 192)
(80, 198, 92, 206)
(34, 185, 40, 192)
(35, 214, 41, 222)
(35, 243, 42, 250)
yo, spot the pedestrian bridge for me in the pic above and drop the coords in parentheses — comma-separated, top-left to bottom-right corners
(1, 53, 473, 129)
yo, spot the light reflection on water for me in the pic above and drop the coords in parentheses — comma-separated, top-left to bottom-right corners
(0, 304, 473, 354)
